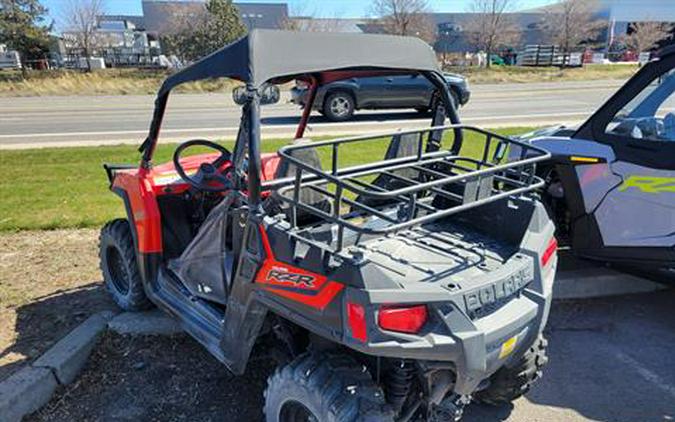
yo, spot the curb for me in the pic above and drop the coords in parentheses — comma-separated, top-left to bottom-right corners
(108, 309, 183, 336)
(0, 311, 115, 422)
(0, 367, 57, 422)
(33, 311, 115, 385)
(0, 309, 183, 422)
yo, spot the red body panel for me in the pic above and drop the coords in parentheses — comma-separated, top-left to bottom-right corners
(256, 225, 344, 311)
(111, 152, 284, 254)
(112, 168, 164, 253)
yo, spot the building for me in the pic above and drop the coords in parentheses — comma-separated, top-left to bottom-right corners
(80, 1, 289, 67)
(91, 0, 674, 66)
(60, 16, 161, 68)
(140, 0, 288, 34)
(431, 12, 549, 55)
(602, 0, 675, 50)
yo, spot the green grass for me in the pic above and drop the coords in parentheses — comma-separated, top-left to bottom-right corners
(0, 126, 537, 231)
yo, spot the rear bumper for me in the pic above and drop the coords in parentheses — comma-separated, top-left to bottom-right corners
(341, 251, 556, 395)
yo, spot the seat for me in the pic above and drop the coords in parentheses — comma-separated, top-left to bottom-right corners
(270, 138, 332, 225)
(355, 132, 423, 211)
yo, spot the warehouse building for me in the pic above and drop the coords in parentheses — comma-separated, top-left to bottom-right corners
(140, 0, 288, 34)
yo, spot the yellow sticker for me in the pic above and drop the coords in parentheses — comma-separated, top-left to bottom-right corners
(570, 156, 600, 163)
(499, 335, 518, 359)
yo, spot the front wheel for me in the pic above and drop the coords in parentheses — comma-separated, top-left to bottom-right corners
(323, 92, 355, 122)
(474, 335, 549, 405)
(99, 219, 152, 311)
(264, 352, 393, 422)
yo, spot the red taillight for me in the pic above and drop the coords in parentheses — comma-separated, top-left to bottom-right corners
(347, 302, 367, 342)
(378, 305, 428, 334)
(541, 237, 558, 267)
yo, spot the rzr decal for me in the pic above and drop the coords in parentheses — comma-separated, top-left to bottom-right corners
(619, 175, 675, 193)
(266, 268, 316, 288)
(256, 225, 344, 310)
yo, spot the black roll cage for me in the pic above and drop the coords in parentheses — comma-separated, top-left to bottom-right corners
(139, 69, 463, 210)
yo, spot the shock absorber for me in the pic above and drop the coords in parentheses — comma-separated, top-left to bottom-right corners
(385, 360, 415, 414)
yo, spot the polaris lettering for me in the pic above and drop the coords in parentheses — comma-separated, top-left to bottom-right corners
(464, 268, 531, 313)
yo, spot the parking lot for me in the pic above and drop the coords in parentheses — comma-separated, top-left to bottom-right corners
(27, 289, 675, 422)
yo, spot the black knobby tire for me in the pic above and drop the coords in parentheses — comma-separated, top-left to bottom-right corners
(264, 352, 394, 422)
(323, 91, 355, 122)
(475, 336, 549, 405)
(99, 219, 152, 311)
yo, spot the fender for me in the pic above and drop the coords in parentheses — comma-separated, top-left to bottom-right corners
(511, 135, 616, 165)
(108, 164, 163, 293)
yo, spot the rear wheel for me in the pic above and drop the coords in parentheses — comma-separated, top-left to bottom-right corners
(264, 352, 394, 422)
(323, 92, 355, 122)
(99, 219, 152, 311)
(475, 335, 549, 405)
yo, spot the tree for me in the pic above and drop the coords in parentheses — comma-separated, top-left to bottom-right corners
(161, 0, 247, 63)
(0, 0, 52, 72)
(544, 0, 603, 66)
(464, 0, 521, 68)
(626, 21, 673, 55)
(371, 0, 437, 45)
(280, 2, 347, 32)
(64, 0, 106, 72)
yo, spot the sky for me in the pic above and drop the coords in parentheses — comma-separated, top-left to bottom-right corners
(42, 0, 559, 27)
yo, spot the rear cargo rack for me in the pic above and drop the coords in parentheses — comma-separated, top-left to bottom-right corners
(262, 124, 550, 253)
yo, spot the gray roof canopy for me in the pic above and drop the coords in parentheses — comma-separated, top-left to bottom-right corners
(158, 29, 441, 96)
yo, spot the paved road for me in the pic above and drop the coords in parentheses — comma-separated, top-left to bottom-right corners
(28, 290, 675, 421)
(0, 79, 624, 149)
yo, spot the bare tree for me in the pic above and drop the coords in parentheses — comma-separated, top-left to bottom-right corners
(626, 21, 673, 55)
(371, 0, 437, 45)
(280, 2, 348, 32)
(64, 0, 106, 72)
(282, 17, 350, 32)
(464, 0, 521, 68)
(544, 0, 603, 66)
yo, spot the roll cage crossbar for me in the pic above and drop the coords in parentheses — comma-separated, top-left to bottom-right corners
(139, 68, 463, 210)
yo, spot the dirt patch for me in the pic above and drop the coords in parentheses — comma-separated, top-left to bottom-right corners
(27, 333, 275, 422)
(0, 229, 115, 380)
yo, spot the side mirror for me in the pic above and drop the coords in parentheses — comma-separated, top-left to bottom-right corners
(260, 84, 280, 105)
(232, 84, 280, 105)
(232, 86, 247, 105)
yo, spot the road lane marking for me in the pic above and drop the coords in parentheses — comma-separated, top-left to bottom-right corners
(0, 111, 592, 141)
(614, 350, 675, 400)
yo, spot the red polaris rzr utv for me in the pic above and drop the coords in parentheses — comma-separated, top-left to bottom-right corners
(100, 30, 556, 421)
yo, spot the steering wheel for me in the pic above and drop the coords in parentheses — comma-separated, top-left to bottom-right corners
(173, 140, 233, 192)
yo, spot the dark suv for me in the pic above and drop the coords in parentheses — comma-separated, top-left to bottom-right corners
(291, 72, 471, 121)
